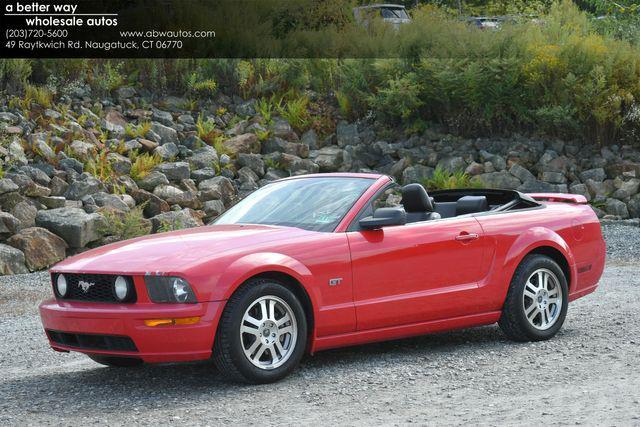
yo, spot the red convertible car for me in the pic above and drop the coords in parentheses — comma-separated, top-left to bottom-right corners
(39, 173, 605, 383)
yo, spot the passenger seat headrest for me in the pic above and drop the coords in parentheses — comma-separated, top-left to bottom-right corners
(456, 196, 489, 216)
(401, 184, 434, 212)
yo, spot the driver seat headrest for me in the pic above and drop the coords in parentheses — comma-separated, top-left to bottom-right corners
(401, 184, 434, 212)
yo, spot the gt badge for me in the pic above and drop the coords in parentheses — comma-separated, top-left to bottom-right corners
(329, 278, 342, 287)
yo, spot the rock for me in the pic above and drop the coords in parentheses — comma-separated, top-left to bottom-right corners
(402, 165, 434, 185)
(0, 244, 28, 275)
(237, 153, 265, 177)
(224, 133, 260, 156)
(49, 176, 69, 197)
(8, 140, 28, 165)
(151, 122, 179, 145)
(0, 178, 19, 195)
(580, 168, 606, 183)
(585, 179, 615, 198)
(35, 208, 104, 248)
(236, 100, 256, 117)
(301, 129, 319, 150)
(154, 162, 191, 182)
(465, 162, 484, 176)
(628, 194, 640, 218)
(203, 200, 225, 218)
(33, 138, 56, 162)
(188, 146, 219, 169)
(479, 172, 521, 190)
(541, 171, 567, 184)
(311, 146, 344, 172)
(0, 212, 21, 236)
(7, 227, 67, 271)
(152, 109, 174, 126)
(115, 86, 136, 99)
(151, 209, 204, 233)
(138, 138, 159, 152)
(199, 176, 236, 205)
(70, 140, 96, 159)
(102, 111, 126, 136)
(437, 156, 466, 173)
(64, 174, 103, 200)
(390, 158, 410, 180)
(92, 192, 130, 212)
(612, 179, 640, 200)
(182, 135, 204, 150)
(137, 171, 170, 192)
(19, 165, 51, 186)
(336, 122, 360, 148)
(38, 196, 66, 209)
(605, 198, 629, 218)
(518, 179, 557, 193)
(153, 185, 200, 208)
(270, 119, 298, 140)
(191, 168, 218, 184)
(11, 202, 37, 230)
(263, 137, 309, 158)
(107, 153, 132, 175)
(0, 192, 27, 212)
(570, 183, 591, 202)
(509, 164, 536, 183)
(130, 188, 170, 217)
(59, 157, 84, 174)
(154, 142, 179, 160)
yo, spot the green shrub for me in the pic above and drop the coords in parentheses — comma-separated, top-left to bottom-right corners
(424, 166, 483, 191)
(130, 152, 163, 181)
(99, 205, 151, 242)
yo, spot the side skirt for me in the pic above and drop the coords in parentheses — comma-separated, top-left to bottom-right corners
(310, 311, 502, 353)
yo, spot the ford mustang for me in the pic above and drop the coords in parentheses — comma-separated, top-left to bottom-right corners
(39, 173, 606, 383)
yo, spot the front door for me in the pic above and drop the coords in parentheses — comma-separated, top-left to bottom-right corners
(347, 217, 488, 331)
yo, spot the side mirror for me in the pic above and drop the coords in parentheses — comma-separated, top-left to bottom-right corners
(359, 207, 406, 230)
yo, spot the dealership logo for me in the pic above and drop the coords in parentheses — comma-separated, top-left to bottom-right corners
(78, 280, 95, 293)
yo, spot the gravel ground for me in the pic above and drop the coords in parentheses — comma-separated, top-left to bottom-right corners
(0, 224, 639, 426)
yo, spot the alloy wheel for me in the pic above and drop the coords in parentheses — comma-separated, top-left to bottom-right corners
(240, 295, 298, 370)
(522, 268, 563, 331)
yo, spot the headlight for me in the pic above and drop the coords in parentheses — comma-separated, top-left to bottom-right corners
(113, 276, 133, 302)
(145, 276, 197, 304)
(55, 274, 68, 298)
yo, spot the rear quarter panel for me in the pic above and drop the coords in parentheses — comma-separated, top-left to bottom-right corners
(474, 203, 605, 312)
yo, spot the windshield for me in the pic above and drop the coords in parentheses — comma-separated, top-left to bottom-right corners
(215, 177, 374, 232)
(381, 8, 409, 19)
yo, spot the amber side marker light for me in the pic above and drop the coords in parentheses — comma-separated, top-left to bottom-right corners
(144, 317, 201, 327)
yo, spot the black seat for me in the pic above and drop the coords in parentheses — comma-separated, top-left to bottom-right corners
(401, 184, 441, 223)
(456, 196, 489, 216)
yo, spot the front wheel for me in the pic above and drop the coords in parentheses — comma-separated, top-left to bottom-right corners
(213, 279, 307, 383)
(499, 254, 569, 342)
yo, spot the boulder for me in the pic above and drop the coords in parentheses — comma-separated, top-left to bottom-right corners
(224, 133, 260, 156)
(478, 172, 521, 190)
(311, 146, 344, 172)
(580, 168, 606, 183)
(203, 200, 225, 218)
(137, 171, 170, 192)
(541, 171, 567, 184)
(150, 209, 204, 233)
(152, 109, 174, 126)
(605, 198, 629, 218)
(0, 244, 28, 275)
(570, 183, 591, 202)
(0, 178, 19, 195)
(64, 174, 103, 200)
(0, 212, 21, 237)
(191, 168, 218, 184)
(7, 227, 67, 271)
(153, 185, 201, 208)
(612, 179, 640, 200)
(130, 189, 170, 217)
(509, 164, 536, 183)
(628, 194, 640, 218)
(10, 201, 37, 230)
(437, 156, 466, 173)
(35, 208, 104, 248)
(402, 165, 434, 185)
(49, 176, 70, 197)
(198, 176, 236, 205)
(188, 146, 219, 169)
(92, 192, 130, 212)
(107, 152, 132, 175)
(151, 122, 179, 145)
(237, 153, 265, 177)
(336, 122, 360, 148)
(155, 162, 190, 182)
(154, 142, 179, 160)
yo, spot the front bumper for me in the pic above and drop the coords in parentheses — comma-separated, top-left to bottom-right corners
(39, 298, 225, 363)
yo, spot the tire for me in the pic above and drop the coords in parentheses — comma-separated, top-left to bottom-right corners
(88, 355, 143, 368)
(213, 278, 308, 384)
(499, 254, 569, 342)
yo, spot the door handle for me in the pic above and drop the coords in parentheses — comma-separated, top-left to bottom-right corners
(455, 232, 479, 242)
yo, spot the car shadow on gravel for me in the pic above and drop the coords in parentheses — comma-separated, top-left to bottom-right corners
(1, 325, 515, 412)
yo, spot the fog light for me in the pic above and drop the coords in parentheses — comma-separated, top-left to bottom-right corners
(55, 274, 68, 298)
(114, 276, 131, 301)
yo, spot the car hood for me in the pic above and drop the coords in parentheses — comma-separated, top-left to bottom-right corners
(52, 224, 313, 275)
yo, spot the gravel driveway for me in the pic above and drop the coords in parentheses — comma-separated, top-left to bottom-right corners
(0, 224, 638, 426)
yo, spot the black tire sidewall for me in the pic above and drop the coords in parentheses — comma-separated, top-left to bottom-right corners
(224, 281, 307, 383)
(513, 256, 569, 340)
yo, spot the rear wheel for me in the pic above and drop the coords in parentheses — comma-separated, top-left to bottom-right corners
(213, 278, 307, 384)
(88, 355, 143, 368)
(499, 254, 568, 342)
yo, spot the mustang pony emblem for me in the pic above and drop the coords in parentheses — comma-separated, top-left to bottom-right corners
(78, 280, 95, 293)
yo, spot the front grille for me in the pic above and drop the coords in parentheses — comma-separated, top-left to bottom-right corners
(46, 330, 138, 352)
(53, 273, 136, 303)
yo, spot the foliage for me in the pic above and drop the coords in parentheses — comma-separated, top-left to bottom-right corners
(423, 166, 483, 190)
(277, 95, 310, 132)
(99, 205, 151, 242)
(129, 151, 163, 181)
(196, 114, 223, 145)
(85, 150, 115, 182)
(125, 122, 152, 139)
(24, 84, 53, 108)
